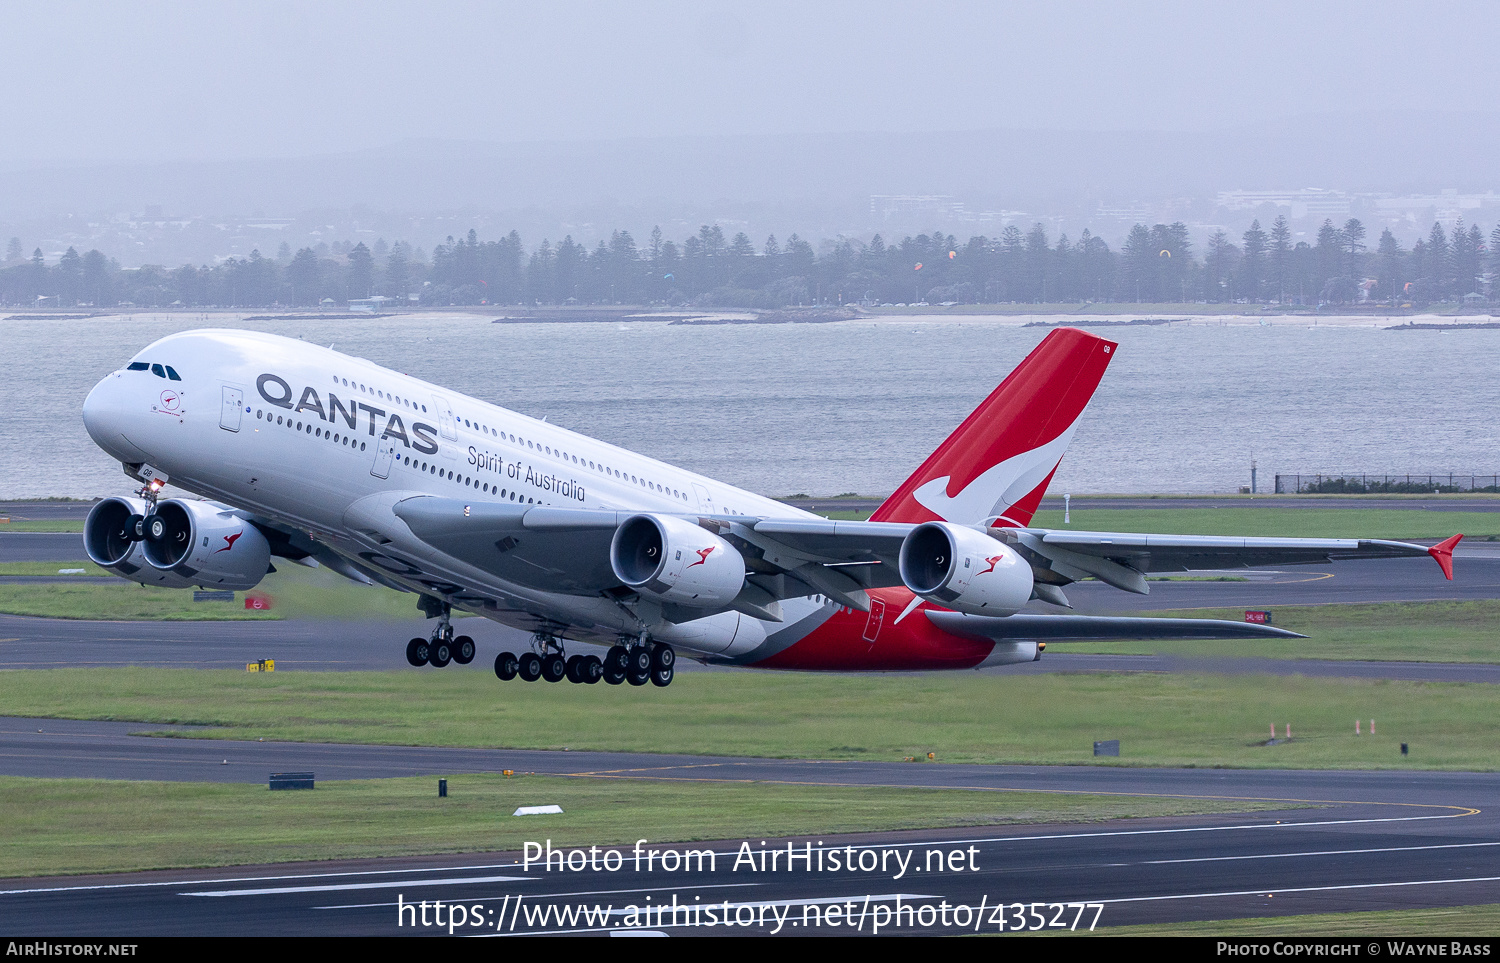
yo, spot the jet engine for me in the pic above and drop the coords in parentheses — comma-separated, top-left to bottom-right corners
(610, 513, 746, 607)
(84, 496, 197, 588)
(898, 521, 1033, 616)
(136, 498, 272, 590)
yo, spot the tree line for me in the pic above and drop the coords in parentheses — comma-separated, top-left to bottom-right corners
(2, 218, 1495, 309)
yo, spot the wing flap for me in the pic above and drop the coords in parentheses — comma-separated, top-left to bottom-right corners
(393, 497, 626, 594)
(1013, 528, 1438, 575)
(926, 610, 1307, 642)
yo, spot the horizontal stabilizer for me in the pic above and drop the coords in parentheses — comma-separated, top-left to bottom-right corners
(1428, 533, 1463, 580)
(926, 610, 1306, 642)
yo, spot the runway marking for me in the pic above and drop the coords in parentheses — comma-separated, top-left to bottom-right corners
(313, 882, 763, 910)
(184, 874, 534, 897)
(1092, 874, 1500, 906)
(1141, 839, 1500, 865)
(0, 861, 533, 896)
(1265, 572, 1335, 584)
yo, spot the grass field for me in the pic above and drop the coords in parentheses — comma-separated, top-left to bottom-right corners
(4, 668, 1495, 770)
(1062, 600, 1500, 663)
(824, 505, 1498, 539)
(0, 773, 1288, 878)
(12, 576, 1493, 668)
(0, 561, 430, 621)
(0, 520, 84, 532)
(0, 561, 109, 576)
(1028, 507, 1495, 540)
(0, 582, 279, 620)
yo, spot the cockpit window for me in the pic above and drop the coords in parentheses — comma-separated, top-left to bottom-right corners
(128, 361, 182, 380)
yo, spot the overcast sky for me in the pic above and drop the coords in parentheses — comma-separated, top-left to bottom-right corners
(6, 1, 1498, 166)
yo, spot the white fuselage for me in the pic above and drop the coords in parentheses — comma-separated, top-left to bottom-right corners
(83, 329, 836, 657)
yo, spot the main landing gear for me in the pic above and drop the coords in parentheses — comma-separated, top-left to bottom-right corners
(492, 635, 675, 688)
(405, 599, 475, 668)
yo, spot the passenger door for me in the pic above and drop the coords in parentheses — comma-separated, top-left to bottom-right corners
(219, 385, 243, 432)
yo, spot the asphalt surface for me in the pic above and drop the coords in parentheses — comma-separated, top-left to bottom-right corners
(4, 505, 1500, 935)
(1, 723, 1497, 935)
(2, 544, 1496, 678)
(0, 532, 91, 562)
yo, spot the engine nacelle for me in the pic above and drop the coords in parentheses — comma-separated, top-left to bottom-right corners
(654, 611, 767, 658)
(610, 513, 746, 608)
(898, 521, 1033, 616)
(84, 496, 197, 588)
(137, 498, 272, 591)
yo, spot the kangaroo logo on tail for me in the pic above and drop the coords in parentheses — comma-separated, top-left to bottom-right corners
(871, 329, 1115, 528)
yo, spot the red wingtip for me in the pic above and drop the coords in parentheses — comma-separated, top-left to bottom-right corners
(1428, 534, 1463, 580)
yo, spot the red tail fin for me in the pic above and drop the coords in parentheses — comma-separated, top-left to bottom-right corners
(870, 328, 1116, 527)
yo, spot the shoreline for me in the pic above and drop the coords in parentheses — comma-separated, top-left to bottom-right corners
(6, 306, 1500, 329)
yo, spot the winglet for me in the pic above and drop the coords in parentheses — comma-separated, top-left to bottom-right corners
(1428, 534, 1463, 580)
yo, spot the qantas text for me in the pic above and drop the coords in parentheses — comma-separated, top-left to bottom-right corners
(257, 374, 439, 454)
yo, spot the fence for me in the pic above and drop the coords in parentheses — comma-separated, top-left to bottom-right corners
(1274, 473, 1500, 494)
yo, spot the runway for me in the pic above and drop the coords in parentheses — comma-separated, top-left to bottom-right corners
(1, 544, 1496, 679)
(2, 720, 1497, 935)
(3, 509, 1499, 935)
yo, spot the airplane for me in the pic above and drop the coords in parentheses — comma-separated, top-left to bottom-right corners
(80, 327, 1462, 688)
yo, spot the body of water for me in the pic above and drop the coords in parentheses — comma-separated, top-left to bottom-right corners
(2, 312, 1494, 499)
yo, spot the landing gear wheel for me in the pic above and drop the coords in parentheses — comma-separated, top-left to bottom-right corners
(453, 635, 475, 664)
(429, 638, 452, 667)
(406, 638, 430, 667)
(627, 647, 652, 675)
(605, 645, 630, 674)
(143, 513, 167, 543)
(126, 514, 145, 542)
(650, 665, 674, 687)
(518, 652, 542, 682)
(627, 668, 650, 687)
(603, 665, 626, 685)
(494, 651, 518, 680)
(564, 655, 583, 683)
(651, 645, 675, 672)
(541, 653, 567, 683)
(581, 655, 603, 684)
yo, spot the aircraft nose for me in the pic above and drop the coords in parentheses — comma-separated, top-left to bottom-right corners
(83, 372, 149, 462)
(82, 374, 118, 443)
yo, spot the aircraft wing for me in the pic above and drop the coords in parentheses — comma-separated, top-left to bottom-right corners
(998, 528, 1461, 595)
(393, 498, 632, 596)
(925, 610, 1306, 641)
(391, 497, 912, 617)
(391, 496, 1460, 620)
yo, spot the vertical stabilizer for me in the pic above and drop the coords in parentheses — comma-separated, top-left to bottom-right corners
(870, 328, 1116, 527)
